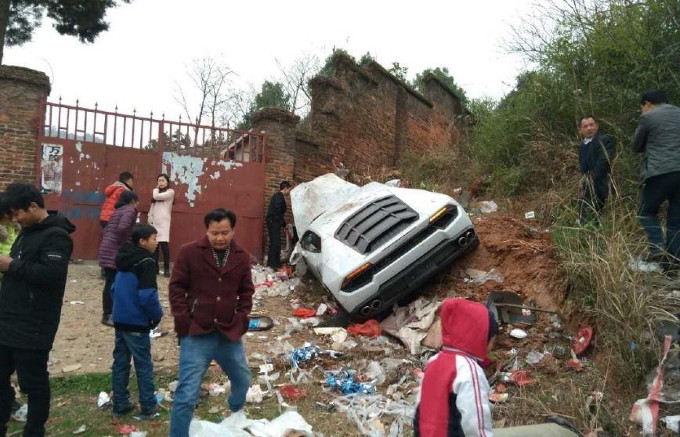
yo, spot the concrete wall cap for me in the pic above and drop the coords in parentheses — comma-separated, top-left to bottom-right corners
(0, 65, 51, 94)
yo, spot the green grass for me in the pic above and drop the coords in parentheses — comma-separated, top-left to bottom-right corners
(8, 367, 358, 436)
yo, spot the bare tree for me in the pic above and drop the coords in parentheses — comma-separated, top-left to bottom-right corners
(275, 53, 321, 117)
(174, 57, 235, 127)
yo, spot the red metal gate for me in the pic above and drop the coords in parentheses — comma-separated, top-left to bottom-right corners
(37, 99, 266, 261)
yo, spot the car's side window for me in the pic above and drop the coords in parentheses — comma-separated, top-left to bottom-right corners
(301, 231, 321, 253)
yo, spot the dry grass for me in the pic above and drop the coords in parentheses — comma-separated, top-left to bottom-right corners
(554, 192, 680, 385)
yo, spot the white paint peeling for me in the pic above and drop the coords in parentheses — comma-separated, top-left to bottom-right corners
(162, 152, 205, 207)
(75, 142, 83, 153)
(75, 181, 81, 186)
(217, 160, 243, 171)
(162, 152, 244, 207)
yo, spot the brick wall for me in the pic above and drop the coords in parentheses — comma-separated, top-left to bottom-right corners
(252, 107, 299, 262)
(300, 53, 468, 184)
(0, 66, 51, 189)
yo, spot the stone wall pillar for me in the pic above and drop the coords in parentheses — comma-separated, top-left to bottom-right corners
(0, 66, 51, 189)
(252, 107, 299, 264)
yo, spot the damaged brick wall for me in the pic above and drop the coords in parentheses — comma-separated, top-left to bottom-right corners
(0, 66, 51, 189)
(298, 53, 468, 184)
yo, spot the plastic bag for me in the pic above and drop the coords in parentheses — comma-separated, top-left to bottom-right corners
(348, 319, 381, 338)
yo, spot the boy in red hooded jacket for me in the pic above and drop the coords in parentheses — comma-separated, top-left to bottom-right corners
(414, 298, 498, 437)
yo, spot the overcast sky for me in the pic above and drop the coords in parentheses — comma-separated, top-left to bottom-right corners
(5, 0, 536, 121)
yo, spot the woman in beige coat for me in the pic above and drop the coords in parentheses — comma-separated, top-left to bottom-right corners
(148, 174, 174, 277)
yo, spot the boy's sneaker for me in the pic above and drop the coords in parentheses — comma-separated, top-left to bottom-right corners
(134, 404, 160, 420)
(112, 400, 136, 418)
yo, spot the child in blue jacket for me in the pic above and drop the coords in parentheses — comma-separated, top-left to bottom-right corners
(110, 224, 163, 419)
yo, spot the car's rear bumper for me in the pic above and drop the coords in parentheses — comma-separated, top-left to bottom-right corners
(347, 230, 479, 320)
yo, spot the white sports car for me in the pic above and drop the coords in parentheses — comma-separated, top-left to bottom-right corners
(290, 174, 478, 319)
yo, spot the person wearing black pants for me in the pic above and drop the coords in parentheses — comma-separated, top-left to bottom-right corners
(633, 90, 680, 274)
(266, 181, 292, 270)
(154, 242, 170, 276)
(0, 347, 49, 436)
(577, 116, 616, 223)
(0, 184, 75, 437)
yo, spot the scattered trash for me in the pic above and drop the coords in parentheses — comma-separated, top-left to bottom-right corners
(245, 385, 264, 404)
(572, 326, 593, 356)
(629, 255, 663, 273)
(663, 415, 680, 432)
(97, 391, 111, 408)
(331, 393, 414, 437)
(487, 291, 556, 325)
(290, 344, 319, 369)
(525, 211, 536, 219)
(314, 327, 348, 345)
(314, 401, 336, 411)
(509, 328, 528, 339)
(509, 370, 533, 387)
(72, 425, 87, 434)
(364, 361, 386, 385)
(168, 380, 179, 392)
(62, 364, 82, 373)
(489, 393, 509, 403)
(292, 308, 317, 318)
(12, 404, 27, 422)
(525, 351, 545, 365)
(248, 316, 274, 332)
(116, 424, 140, 435)
(316, 303, 328, 316)
(69, 300, 85, 305)
(630, 336, 673, 436)
(347, 319, 382, 338)
(326, 370, 376, 395)
(130, 430, 148, 436)
(188, 409, 314, 437)
(478, 200, 498, 213)
(567, 358, 583, 372)
(467, 268, 504, 285)
(380, 298, 440, 354)
(203, 383, 226, 396)
(278, 385, 308, 402)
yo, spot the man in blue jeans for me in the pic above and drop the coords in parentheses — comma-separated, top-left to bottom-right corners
(633, 90, 680, 275)
(168, 208, 254, 436)
(110, 224, 163, 419)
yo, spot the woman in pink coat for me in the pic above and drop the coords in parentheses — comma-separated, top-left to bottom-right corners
(148, 174, 174, 277)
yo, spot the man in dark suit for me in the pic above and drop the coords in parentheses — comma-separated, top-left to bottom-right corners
(578, 115, 616, 223)
(266, 180, 292, 269)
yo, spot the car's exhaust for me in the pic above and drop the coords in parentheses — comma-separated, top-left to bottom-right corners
(458, 230, 475, 247)
(360, 299, 383, 316)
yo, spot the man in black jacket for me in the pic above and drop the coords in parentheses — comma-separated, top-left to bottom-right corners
(0, 183, 75, 437)
(266, 181, 292, 269)
(578, 116, 616, 223)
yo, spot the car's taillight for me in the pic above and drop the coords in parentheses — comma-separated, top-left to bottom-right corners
(429, 204, 457, 228)
(341, 262, 373, 288)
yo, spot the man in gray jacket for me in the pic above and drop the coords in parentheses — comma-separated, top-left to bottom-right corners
(633, 90, 680, 274)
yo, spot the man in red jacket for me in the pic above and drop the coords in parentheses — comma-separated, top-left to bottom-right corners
(168, 208, 254, 437)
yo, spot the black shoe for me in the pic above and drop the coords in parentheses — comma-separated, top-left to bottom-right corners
(163, 270, 170, 278)
(101, 314, 114, 327)
(112, 400, 136, 418)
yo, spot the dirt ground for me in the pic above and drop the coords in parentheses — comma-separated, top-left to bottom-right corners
(50, 212, 652, 434)
(52, 213, 565, 376)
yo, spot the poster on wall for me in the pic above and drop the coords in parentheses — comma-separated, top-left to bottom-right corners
(41, 143, 63, 195)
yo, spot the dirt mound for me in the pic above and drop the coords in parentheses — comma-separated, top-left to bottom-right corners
(448, 214, 567, 311)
